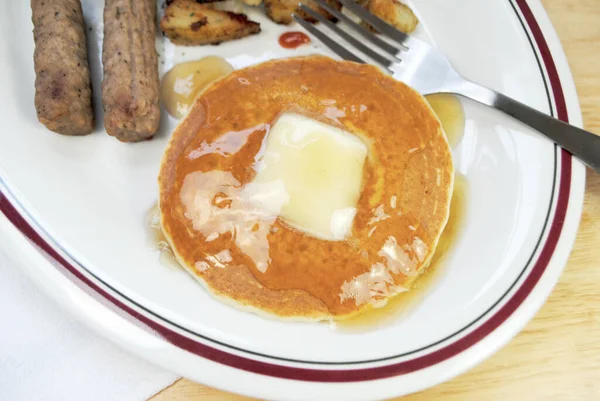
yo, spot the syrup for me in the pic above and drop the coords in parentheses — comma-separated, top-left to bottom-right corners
(160, 56, 233, 119)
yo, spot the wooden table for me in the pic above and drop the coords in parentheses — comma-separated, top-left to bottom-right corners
(152, 1, 600, 399)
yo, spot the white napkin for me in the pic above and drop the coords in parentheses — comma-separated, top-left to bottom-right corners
(0, 248, 179, 401)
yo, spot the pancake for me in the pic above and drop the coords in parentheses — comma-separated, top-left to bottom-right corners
(158, 55, 454, 320)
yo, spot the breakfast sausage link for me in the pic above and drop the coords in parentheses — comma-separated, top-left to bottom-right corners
(31, 0, 94, 136)
(102, 0, 160, 142)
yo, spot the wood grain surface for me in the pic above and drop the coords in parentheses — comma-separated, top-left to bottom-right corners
(151, 1, 600, 399)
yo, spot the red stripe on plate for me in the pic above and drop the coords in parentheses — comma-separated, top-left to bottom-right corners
(515, 0, 569, 123)
(0, 0, 574, 382)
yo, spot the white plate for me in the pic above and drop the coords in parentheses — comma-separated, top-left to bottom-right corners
(0, 0, 585, 399)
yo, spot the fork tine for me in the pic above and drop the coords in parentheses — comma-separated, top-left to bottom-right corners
(292, 14, 366, 64)
(308, 0, 400, 57)
(337, 0, 409, 46)
(299, 4, 393, 69)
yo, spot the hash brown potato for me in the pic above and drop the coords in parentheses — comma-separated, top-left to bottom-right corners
(362, 0, 419, 33)
(161, 0, 418, 45)
(160, 0, 260, 45)
(264, 0, 342, 25)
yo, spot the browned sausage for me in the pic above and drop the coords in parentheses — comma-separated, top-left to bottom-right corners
(102, 0, 160, 142)
(31, 0, 94, 136)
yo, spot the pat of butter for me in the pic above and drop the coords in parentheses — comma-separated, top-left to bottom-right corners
(243, 112, 367, 240)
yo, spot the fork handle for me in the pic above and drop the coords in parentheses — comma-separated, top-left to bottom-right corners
(454, 79, 600, 172)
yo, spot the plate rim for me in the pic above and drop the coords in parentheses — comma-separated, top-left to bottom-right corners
(0, 0, 586, 399)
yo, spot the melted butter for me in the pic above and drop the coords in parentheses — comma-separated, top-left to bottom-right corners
(339, 262, 405, 308)
(336, 174, 468, 330)
(425, 94, 465, 147)
(180, 170, 278, 273)
(338, 233, 430, 308)
(247, 112, 367, 241)
(146, 205, 180, 269)
(187, 124, 268, 160)
(161, 56, 233, 119)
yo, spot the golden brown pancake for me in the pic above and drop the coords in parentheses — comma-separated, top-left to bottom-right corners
(158, 55, 454, 320)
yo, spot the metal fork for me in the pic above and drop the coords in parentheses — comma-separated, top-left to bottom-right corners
(293, 0, 600, 172)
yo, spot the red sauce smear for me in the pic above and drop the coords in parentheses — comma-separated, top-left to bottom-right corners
(279, 32, 311, 49)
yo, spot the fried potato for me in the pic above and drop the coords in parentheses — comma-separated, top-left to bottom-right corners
(160, 0, 260, 45)
(166, 0, 223, 4)
(239, 0, 263, 6)
(168, 0, 263, 6)
(264, 0, 341, 25)
(363, 0, 418, 33)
